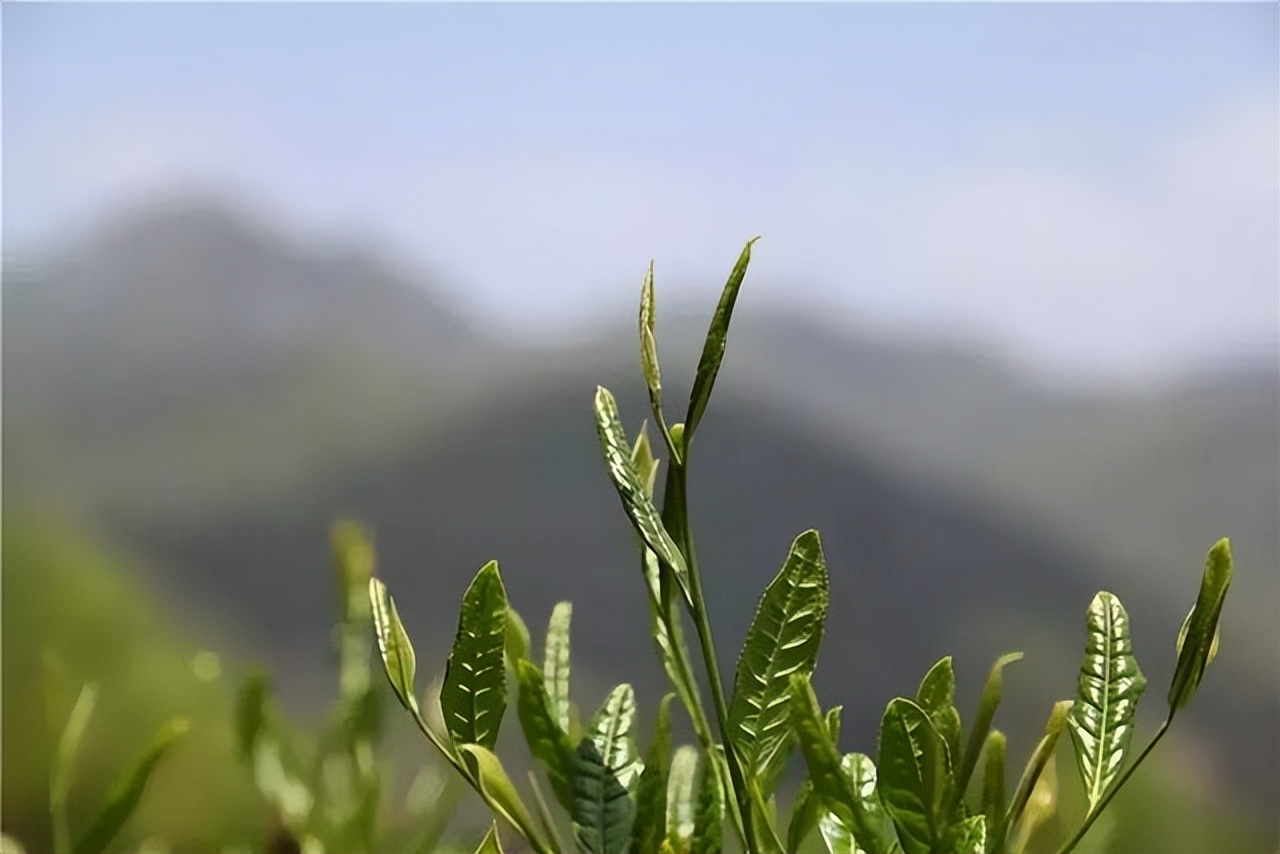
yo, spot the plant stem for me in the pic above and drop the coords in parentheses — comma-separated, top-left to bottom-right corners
(1056, 719, 1171, 854)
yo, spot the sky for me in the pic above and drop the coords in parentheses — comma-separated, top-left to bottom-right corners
(5, 2, 1278, 383)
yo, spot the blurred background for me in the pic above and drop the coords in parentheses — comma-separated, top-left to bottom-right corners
(3, 3, 1277, 852)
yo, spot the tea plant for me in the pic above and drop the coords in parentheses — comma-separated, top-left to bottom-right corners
(365, 239, 1232, 854)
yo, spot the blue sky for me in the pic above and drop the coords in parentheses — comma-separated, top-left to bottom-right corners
(5, 2, 1277, 382)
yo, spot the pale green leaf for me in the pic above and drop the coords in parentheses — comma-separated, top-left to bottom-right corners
(957, 652, 1022, 798)
(369, 577, 419, 715)
(1005, 700, 1071, 845)
(588, 684, 643, 790)
(544, 601, 574, 735)
(1009, 750, 1058, 854)
(459, 744, 551, 853)
(442, 561, 509, 750)
(1067, 592, 1146, 809)
(729, 529, 829, 793)
(505, 603, 531, 668)
(475, 822, 504, 854)
(1169, 538, 1232, 714)
(665, 745, 699, 853)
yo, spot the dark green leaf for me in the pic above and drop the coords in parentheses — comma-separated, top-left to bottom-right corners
(516, 660, 575, 811)
(790, 675, 893, 854)
(692, 748, 725, 854)
(573, 739, 637, 854)
(595, 386, 692, 605)
(72, 718, 189, 854)
(631, 694, 675, 854)
(1168, 538, 1232, 714)
(787, 780, 821, 854)
(914, 657, 963, 778)
(545, 602, 574, 735)
(980, 729, 1007, 847)
(877, 698, 954, 854)
(1005, 700, 1071, 843)
(729, 529, 829, 794)
(1067, 592, 1146, 810)
(942, 815, 986, 854)
(685, 237, 758, 442)
(369, 577, 419, 715)
(956, 652, 1021, 799)
(442, 561, 509, 750)
(588, 684, 643, 790)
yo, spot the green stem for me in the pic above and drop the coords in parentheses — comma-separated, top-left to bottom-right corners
(1056, 719, 1171, 854)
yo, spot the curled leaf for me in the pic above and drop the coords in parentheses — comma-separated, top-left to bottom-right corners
(1168, 538, 1232, 714)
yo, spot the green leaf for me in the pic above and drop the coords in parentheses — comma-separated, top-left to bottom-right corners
(914, 657, 963, 777)
(630, 424, 661, 498)
(825, 705, 844, 747)
(544, 601, 574, 735)
(639, 262, 666, 419)
(980, 729, 1007, 847)
(877, 697, 954, 854)
(516, 660, 575, 811)
(631, 694, 675, 854)
(729, 529, 829, 793)
(1005, 700, 1071, 846)
(819, 754, 897, 854)
(506, 603, 532, 668)
(692, 748, 725, 854)
(475, 822, 505, 854)
(956, 652, 1022, 799)
(685, 237, 758, 443)
(72, 717, 189, 854)
(818, 809, 856, 854)
(369, 577, 420, 716)
(1008, 750, 1058, 854)
(442, 560, 509, 750)
(588, 684, 643, 790)
(51, 682, 98, 854)
(942, 815, 986, 854)
(790, 675, 893, 854)
(459, 744, 552, 853)
(595, 386, 692, 605)
(1066, 592, 1146, 810)
(1168, 538, 1233, 714)
(787, 780, 821, 854)
(234, 669, 272, 765)
(665, 746, 699, 853)
(573, 738, 638, 854)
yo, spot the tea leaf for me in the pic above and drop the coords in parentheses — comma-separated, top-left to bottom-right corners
(595, 386, 692, 605)
(505, 603, 531, 669)
(588, 684, 643, 790)
(1168, 539, 1232, 714)
(957, 652, 1022, 798)
(72, 717, 189, 854)
(729, 529, 829, 793)
(544, 601, 574, 735)
(1067, 592, 1146, 810)
(51, 682, 99, 854)
(942, 815, 986, 854)
(442, 561, 509, 750)
(787, 780, 821, 854)
(980, 729, 1007, 846)
(665, 746, 699, 853)
(790, 675, 894, 854)
(1005, 700, 1071, 844)
(914, 657, 963, 779)
(631, 694, 675, 854)
(1010, 751, 1058, 853)
(877, 697, 954, 854)
(819, 754, 897, 854)
(474, 822, 504, 854)
(685, 237, 758, 443)
(516, 660, 575, 811)
(692, 747, 726, 854)
(459, 744, 551, 853)
(573, 739, 638, 854)
(369, 577, 419, 716)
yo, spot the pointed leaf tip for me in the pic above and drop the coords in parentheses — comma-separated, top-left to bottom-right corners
(369, 577, 419, 715)
(1169, 538, 1233, 714)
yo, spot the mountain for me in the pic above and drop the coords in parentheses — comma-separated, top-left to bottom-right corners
(4, 199, 1275, 837)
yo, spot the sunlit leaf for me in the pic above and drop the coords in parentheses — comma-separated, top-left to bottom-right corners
(588, 684, 643, 790)
(442, 561, 509, 750)
(665, 746, 699, 854)
(505, 603, 531, 668)
(877, 697, 954, 854)
(685, 237, 758, 443)
(1067, 592, 1146, 810)
(544, 601, 573, 735)
(729, 529, 829, 794)
(1168, 538, 1232, 714)
(459, 744, 550, 852)
(72, 718, 189, 854)
(956, 652, 1021, 798)
(369, 577, 419, 715)
(819, 754, 896, 854)
(573, 739, 637, 854)
(631, 694, 675, 854)
(595, 386, 692, 604)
